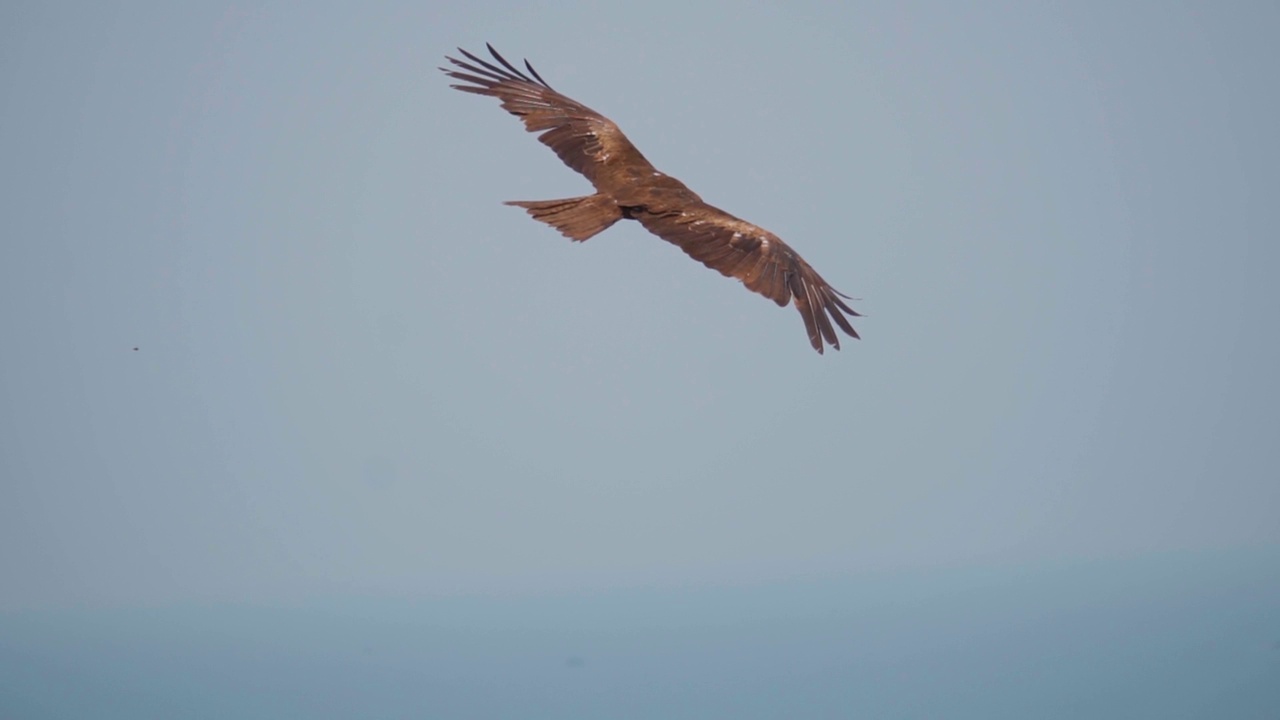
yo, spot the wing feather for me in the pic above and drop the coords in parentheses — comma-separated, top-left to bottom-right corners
(636, 205, 860, 353)
(441, 44, 652, 185)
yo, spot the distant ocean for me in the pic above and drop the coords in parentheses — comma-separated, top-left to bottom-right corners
(3, 547, 1277, 719)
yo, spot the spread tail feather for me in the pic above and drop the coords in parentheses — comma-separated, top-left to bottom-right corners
(505, 194, 622, 242)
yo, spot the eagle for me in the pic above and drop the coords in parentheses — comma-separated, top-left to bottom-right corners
(442, 44, 861, 353)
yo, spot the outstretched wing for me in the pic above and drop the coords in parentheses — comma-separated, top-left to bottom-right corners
(441, 44, 653, 185)
(635, 205, 861, 354)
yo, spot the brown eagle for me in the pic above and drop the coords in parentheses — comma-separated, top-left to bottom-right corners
(442, 44, 861, 353)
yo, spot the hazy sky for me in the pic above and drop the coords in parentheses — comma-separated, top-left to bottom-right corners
(2, 1, 1277, 613)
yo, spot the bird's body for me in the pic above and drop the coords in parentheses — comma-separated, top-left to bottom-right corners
(442, 44, 861, 353)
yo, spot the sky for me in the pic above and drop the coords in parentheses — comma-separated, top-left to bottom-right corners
(2, 1, 1279, 716)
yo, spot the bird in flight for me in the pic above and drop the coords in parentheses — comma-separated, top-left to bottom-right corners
(441, 44, 861, 353)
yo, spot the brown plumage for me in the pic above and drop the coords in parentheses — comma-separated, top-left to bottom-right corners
(442, 44, 861, 353)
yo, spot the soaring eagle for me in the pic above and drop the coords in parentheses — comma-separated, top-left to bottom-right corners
(442, 44, 861, 353)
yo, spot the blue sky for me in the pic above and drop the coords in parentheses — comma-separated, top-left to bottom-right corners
(4, 2, 1280, 717)
(2, 0, 1277, 625)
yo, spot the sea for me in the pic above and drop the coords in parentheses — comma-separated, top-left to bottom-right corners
(2, 547, 1277, 719)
